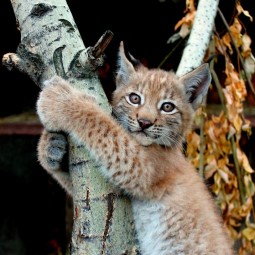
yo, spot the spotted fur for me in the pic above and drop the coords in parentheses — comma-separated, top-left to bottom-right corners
(36, 42, 234, 254)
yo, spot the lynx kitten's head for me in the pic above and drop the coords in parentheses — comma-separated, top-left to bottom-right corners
(111, 42, 211, 147)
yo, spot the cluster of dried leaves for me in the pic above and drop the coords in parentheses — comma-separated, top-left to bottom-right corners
(175, 1, 255, 254)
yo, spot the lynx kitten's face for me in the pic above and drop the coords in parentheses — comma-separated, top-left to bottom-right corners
(111, 68, 194, 147)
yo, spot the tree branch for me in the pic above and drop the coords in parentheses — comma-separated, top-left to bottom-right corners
(2, 1, 137, 254)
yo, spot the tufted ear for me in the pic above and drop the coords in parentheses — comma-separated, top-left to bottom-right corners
(179, 63, 212, 110)
(116, 41, 139, 87)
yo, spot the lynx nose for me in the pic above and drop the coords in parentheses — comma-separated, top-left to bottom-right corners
(138, 119, 153, 129)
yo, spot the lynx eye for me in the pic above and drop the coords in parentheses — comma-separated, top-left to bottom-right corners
(161, 102, 175, 113)
(129, 93, 141, 105)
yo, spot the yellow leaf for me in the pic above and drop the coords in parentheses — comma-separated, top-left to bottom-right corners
(242, 153, 254, 173)
(212, 172, 221, 195)
(244, 175, 255, 196)
(242, 227, 255, 241)
(242, 34, 252, 58)
(229, 19, 242, 48)
(236, 148, 254, 173)
(237, 3, 253, 22)
(179, 23, 191, 38)
(233, 115, 243, 133)
(228, 125, 236, 139)
(186, 0, 195, 12)
(218, 169, 229, 183)
(204, 158, 217, 179)
(222, 88, 233, 105)
(244, 54, 255, 80)
(240, 197, 253, 216)
(222, 34, 233, 53)
(174, 12, 196, 30)
(229, 218, 241, 227)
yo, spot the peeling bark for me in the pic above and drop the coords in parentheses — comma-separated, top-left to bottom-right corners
(3, 0, 137, 254)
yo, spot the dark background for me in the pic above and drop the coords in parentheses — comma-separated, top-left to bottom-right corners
(0, 0, 254, 254)
(2, 0, 253, 118)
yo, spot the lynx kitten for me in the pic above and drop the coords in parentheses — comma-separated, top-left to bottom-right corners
(37, 42, 234, 254)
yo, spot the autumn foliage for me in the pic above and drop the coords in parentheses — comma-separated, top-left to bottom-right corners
(175, 1, 255, 254)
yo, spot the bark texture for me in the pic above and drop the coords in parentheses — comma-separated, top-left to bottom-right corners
(3, 0, 137, 254)
(176, 0, 219, 76)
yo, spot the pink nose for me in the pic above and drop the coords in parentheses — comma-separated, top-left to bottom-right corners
(138, 119, 153, 129)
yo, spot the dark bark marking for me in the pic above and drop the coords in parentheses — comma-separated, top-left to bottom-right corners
(16, 43, 44, 86)
(101, 193, 115, 254)
(80, 220, 91, 239)
(71, 159, 89, 168)
(74, 206, 79, 219)
(120, 247, 140, 255)
(59, 19, 75, 33)
(84, 187, 90, 211)
(53, 45, 66, 78)
(30, 3, 54, 18)
(67, 49, 88, 79)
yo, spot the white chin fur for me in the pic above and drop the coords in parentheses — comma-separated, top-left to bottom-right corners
(132, 132, 154, 146)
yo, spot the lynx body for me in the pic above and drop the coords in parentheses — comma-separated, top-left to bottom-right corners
(37, 42, 234, 254)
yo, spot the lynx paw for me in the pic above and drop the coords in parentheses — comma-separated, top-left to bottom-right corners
(37, 76, 96, 132)
(38, 130, 67, 171)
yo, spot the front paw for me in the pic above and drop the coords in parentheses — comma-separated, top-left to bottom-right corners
(37, 76, 97, 132)
(38, 129, 67, 171)
(37, 76, 75, 131)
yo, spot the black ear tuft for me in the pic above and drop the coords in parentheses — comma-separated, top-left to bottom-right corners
(127, 52, 141, 68)
(115, 41, 136, 87)
(179, 63, 212, 110)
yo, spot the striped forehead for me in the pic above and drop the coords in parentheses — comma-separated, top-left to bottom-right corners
(137, 70, 178, 98)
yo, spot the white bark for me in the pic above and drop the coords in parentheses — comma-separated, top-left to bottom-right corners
(176, 0, 219, 76)
(3, 0, 137, 254)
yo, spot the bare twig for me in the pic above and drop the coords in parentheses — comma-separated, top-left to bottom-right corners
(91, 30, 114, 58)
(198, 107, 205, 178)
(158, 38, 184, 68)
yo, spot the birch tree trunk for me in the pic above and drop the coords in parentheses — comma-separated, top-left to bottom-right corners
(177, 0, 219, 76)
(2, 0, 137, 254)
